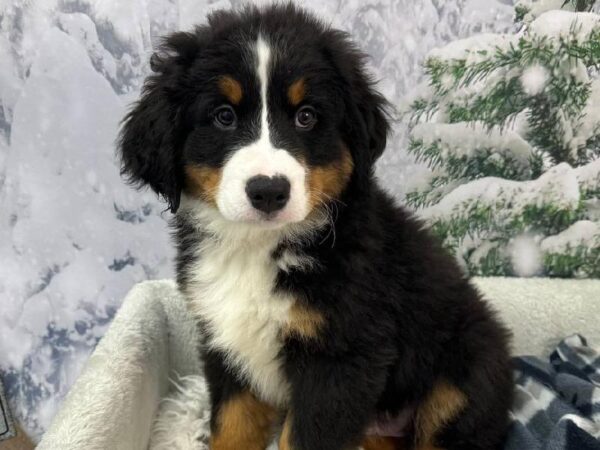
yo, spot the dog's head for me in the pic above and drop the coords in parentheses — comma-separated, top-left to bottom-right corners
(119, 4, 389, 227)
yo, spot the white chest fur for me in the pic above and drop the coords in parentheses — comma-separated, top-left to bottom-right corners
(186, 225, 295, 406)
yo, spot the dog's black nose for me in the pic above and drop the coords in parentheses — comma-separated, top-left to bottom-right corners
(245, 175, 291, 214)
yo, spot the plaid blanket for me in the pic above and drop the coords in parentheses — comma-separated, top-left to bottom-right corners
(507, 335, 600, 449)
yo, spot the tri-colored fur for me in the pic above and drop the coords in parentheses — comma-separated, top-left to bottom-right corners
(118, 4, 513, 450)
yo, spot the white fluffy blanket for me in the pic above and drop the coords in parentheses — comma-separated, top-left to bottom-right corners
(37, 278, 600, 450)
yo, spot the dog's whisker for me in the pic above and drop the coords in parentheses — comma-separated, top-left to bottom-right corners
(309, 189, 337, 247)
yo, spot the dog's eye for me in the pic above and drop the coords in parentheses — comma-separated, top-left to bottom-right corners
(213, 105, 237, 129)
(295, 106, 317, 130)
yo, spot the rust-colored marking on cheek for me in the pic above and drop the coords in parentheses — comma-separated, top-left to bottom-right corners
(218, 75, 243, 105)
(184, 165, 222, 206)
(415, 380, 467, 448)
(307, 146, 354, 211)
(288, 78, 306, 106)
(210, 391, 278, 450)
(282, 302, 326, 340)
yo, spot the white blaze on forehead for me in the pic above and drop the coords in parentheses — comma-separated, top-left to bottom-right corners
(214, 35, 310, 225)
(256, 36, 271, 141)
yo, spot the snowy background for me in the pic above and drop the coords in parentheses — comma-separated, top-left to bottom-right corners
(0, 0, 518, 441)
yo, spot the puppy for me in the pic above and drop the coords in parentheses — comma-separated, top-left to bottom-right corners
(118, 4, 513, 450)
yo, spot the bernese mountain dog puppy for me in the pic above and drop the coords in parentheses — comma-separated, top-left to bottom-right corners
(118, 4, 513, 450)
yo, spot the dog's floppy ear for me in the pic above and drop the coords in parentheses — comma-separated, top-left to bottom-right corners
(323, 31, 390, 176)
(118, 32, 200, 213)
(354, 87, 389, 164)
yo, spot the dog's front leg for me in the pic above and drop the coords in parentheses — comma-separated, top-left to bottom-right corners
(204, 348, 279, 450)
(210, 388, 278, 450)
(279, 354, 389, 450)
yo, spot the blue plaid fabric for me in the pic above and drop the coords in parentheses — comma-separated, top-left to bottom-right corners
(507, 335, 600, 449)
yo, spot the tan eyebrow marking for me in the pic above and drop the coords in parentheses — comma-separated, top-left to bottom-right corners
(218, 75, 243, 104)
(288, 78, 306, 106)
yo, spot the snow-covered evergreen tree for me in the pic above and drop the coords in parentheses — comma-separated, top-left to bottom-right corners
(406, 1, 600, 277)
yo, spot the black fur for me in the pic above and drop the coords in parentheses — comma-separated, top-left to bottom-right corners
(118, 4, 513, 450)
(275, 194, 513, 449)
